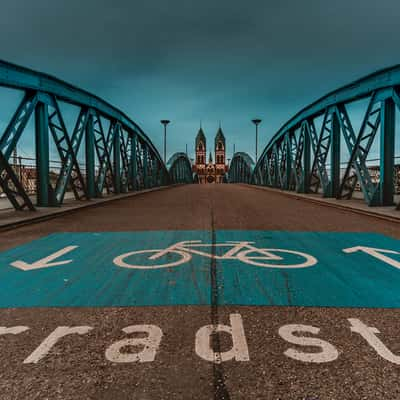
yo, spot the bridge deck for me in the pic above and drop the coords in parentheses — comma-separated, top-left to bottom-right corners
(0, 184, 399, 399)
(1, 184, 398, 249)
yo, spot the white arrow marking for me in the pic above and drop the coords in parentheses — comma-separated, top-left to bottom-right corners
(343, 246, 400, 269)
(10, 246, 78, 271)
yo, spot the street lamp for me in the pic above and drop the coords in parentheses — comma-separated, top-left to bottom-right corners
(160, 120, 170, 163)
(252, 119, 262, 163)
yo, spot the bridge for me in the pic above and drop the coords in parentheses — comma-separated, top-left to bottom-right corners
(0, 61, 399, 399)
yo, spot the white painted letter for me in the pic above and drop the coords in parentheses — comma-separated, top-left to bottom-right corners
(23, 326, 93, 364)
(195, 313, 249, 363)
(348, 318, 400, 364)
(0, 326, 29, 335)
(105, 325, 163, 363)
(279, 324, 339, 363)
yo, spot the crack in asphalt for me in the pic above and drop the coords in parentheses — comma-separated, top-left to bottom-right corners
(210, 207, 231, 400)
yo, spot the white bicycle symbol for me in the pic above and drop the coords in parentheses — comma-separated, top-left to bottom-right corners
(113, 240, 317, 270)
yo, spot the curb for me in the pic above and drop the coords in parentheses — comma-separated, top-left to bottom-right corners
(0, 185, 181, 232)
(240, 184, 400, 224)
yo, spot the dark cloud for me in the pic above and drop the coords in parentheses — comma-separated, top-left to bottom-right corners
(0, 0, 399, 159)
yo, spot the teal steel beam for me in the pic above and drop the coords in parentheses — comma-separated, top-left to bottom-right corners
(143, 144, 148, 189)
(376, 98, 395, 206)
(50, 103, 87, 204)
(329, 111, 341, 198)
(273, 145, 279, 187)
(0, 93, 37, 160)
(338, 97, 380, 204)
(302, 123, 311, 193)
(95, 117, 115, 196)
(311, 110, 331, 195)
(150, 157, 156, 188)
(113, 123, 121, 194)
(119, 133, 129, 193)
(35, 101, 50, 207)
(265, 155, 272, 186)
(284, 133, 292, 190)
(130, 133, 137, 190)
(0, 150, 35, 210)
(85, 111, 96, 198)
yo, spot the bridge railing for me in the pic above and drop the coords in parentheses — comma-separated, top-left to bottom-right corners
(167, 152, 194, 184)
(251, 65, 400, 210)
(0, 60, 170, 211)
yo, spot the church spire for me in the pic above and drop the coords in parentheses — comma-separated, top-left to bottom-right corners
(209, 152, 213, 163)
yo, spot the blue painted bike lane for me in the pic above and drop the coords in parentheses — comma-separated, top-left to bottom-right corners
(0, 230, 399, 308)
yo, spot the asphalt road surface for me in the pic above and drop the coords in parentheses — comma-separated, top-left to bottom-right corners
(0, 184, 399, 400)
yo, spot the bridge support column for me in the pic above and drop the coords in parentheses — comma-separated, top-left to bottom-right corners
(377, 98, 395, 206)
(113, 124, 121, 194)
(161, 163, 167, 186)
(329, 111, 341, 198)
(152, 158, 157, 188)
(35, 102, 50, 207)
(85, 111, 96, 199)
(299, 124, 310, 193)
(148, 157, 154, 188)
(143, 144, 148, 189)
(284, 133, 292, 190)
(129, 133, 137, 191)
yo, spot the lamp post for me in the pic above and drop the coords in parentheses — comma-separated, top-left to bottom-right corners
(252, 118, 262, 163)
(160, 120, 170, 163)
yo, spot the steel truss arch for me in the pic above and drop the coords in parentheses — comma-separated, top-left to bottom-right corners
(0, 60, 170, 210)
(229, 152, 254, 183)
(252, 65, 400, 209)
(168, 152, 194, 184)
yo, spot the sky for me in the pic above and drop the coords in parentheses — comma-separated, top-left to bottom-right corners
(0, 0, 400, 163)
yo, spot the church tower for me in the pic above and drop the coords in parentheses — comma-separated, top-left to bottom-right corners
(195, 127, 206, 183)
(195, 127, 206, 165)
(214, 126, 226, 183)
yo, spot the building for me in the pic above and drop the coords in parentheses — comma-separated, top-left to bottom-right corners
(193, 126, 228, 184)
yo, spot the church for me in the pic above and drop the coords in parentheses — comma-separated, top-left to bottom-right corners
(193, 126, 228, 184)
